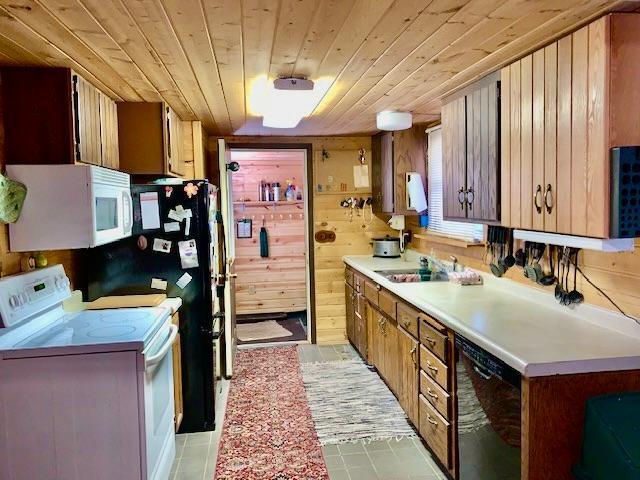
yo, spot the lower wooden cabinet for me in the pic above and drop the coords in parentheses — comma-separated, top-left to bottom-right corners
(171, 313, 183, 432)
(419, 394, 451, 469)
(345, 283, 356, 345)
(397, 326, 419, 426)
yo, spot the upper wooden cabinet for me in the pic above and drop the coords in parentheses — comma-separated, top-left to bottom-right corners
(371, 125, 427, 215)
(1, 67, 119, 169)
(117, 102, 185, 177)
(442, 74, 501, 224)
(502, 13, 640, 238)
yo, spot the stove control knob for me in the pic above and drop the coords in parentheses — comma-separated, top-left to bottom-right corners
(19, 292, 28, 304)
(9, 295, 20, 309)
(55, 276, 69, 291)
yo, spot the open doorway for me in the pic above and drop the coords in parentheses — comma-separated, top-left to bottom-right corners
(227, 148, 312, 346)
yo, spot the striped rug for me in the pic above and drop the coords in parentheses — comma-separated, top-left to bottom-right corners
(301, 357, 417, 445)
(215, 347, 329, 480)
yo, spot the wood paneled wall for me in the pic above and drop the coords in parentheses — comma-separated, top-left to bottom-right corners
(408, 219, 640, 320)
(232, 155, 306, 315)
(0, 92, 85, 287)
(210, 136, 394, 344)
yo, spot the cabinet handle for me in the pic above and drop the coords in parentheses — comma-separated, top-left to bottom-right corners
(534, 184, 542, 214)
(410, 345, 417, 366)
(376, 284, 381, 291)
(402, 318, 411, 329)
(466, 188, 474, 210)
(426, 388, 439, 400)
(426, 360, 438, 373)
(426, 414, 439, 426)
(424, 336, 437, 346)
(458, 187, 466, 210)
(544, 184, 554, 214)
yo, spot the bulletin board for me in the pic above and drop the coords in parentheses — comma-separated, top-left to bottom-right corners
(314, 149, 372, 194)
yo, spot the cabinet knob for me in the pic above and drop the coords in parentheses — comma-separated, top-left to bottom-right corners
(466, 188, 474, 210)
(534, 184, 543, 214)
(544, 184, 554, 214)
(457, 187, 465, 210)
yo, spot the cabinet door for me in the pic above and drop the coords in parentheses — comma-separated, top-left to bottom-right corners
(345, 284, 355, 345)
(465, 81, 500, 223)
(164, 105, 184, 176)
(72, 74, 102, 165)
(393, 125, 427, 215)
(383, 319, 399, 395)
(371, 309, 385, 374)
(442, 96, 467, 220)
(398, 327, 419, 426)
(372, 132, 394, 213)
(99, 93, 120, 170)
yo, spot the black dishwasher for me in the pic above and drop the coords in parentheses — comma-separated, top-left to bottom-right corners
(455, 335, 521, 480)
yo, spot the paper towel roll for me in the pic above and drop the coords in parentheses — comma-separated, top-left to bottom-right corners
(407, 173, 428, 213)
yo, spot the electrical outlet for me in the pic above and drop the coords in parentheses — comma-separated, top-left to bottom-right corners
(327, 175, 334, 184)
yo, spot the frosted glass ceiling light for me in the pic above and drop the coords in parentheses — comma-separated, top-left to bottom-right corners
(376, 110, 413, 131)
(262, 77, 331, 129)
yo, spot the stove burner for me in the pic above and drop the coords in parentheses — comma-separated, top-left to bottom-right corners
(97, 311, 152, 324)
(86, 325, 138, 338)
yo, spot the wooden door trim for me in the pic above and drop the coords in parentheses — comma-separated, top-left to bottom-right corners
(226, 142, 316, 344)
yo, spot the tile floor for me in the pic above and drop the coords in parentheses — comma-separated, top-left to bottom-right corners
(171, 344, 448, 480)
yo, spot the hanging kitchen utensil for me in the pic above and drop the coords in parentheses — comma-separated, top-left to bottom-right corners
(489, 227, 505, 277)
(515, 247, 526, 267)
(555, 247, 564, 300)
(260, 217, 269, 258)
(523, 242, 534, 279)
(568, 248, 585, 305)
(528, 243, 545, 283)
(504, 229, 516, 268)
(538, 245, 557, 286)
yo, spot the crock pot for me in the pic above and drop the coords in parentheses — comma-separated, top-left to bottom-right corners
(372, 236, 401, 258)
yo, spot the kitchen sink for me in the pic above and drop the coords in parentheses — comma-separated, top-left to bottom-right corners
(374, 269, 448, 283)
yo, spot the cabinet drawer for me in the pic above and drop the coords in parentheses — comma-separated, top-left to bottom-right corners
(419, 394, 451, 469)
(353, 273, 363, 293)
(397, 302, 419, 338)
(364, 281, 380, 306)
(378, 289, 396, 320)
(345, 268, 354, 287)
(419, 344, 449, 391)
(420, 370, 450, 419)
(420, 317, 448, 361)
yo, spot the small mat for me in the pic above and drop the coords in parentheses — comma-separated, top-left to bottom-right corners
(301, 357, 417, 445)
(236, 320, 293, 342)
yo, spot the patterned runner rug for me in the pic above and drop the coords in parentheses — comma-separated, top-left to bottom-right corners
(215, 347, 329, 480)
(301, 357, 417, 445)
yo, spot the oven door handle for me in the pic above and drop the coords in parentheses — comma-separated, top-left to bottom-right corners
(145, 324, 178, 370)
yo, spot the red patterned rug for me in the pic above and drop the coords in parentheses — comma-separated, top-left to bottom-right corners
(214, 347, 329, 480)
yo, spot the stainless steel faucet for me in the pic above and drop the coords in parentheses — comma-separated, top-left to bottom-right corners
(450, 255, 458, 272)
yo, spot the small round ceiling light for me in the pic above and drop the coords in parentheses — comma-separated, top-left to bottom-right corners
(376, 111, 413, 131)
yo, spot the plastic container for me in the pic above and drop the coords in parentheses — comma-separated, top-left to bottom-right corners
(573, 392, 640, 480)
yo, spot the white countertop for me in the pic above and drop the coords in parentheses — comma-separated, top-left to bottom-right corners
(344, 253, 640, 377)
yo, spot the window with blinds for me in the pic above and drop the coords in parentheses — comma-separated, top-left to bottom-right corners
(426, 127, 484, 241)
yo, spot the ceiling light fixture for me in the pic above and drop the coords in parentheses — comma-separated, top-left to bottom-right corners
(376, 110, 413, 131)
(262, 77, 332, 129)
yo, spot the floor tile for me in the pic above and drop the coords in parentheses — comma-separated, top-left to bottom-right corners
(337, 442, 366, 455)
(322, 444, 340, 456)
(389, 437, 417, 450)
(185, 431, 211, 446)
(342, 452, 373, 469)
(180, 443, 209, 460)
(324, 455, 346, 470)
(328, 468, 350, 480)
(365, 440, 392, 453)
(347, 465, 380, 480)
(393, 446, 423, 462)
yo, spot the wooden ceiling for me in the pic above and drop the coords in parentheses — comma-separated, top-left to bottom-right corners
(0, 0, 639, 136)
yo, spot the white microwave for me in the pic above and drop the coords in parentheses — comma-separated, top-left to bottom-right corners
(7, 164, 132, 251)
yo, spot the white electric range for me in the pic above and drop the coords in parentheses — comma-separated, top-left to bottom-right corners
(0, 265, 178, 480)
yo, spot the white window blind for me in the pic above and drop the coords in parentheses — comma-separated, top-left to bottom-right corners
(427, 127, 484, 241)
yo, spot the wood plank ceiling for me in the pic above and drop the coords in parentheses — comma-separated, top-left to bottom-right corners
(0, 0, 638, 136)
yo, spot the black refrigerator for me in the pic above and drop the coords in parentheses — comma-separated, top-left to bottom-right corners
(87, 180, 221, 433)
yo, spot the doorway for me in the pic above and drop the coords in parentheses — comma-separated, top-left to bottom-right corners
(226, 147, 313, 346)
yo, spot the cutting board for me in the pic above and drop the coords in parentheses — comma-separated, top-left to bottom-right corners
(87, 294, 167, 310)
